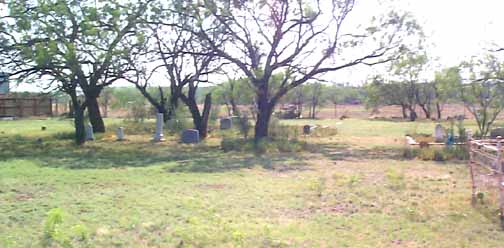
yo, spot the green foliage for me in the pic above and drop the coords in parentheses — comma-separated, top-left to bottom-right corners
(42, 208, 89, 248)
(406, 146, 468, 161)
(460, 55, 504, 136)
(386, 168, 406, 190)
(402, 147, 419, 159)
(269, 117, 300, 140)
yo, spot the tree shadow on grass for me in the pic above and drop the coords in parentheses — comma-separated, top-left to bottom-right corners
(166, 154, 310, 173)
(320, 142, 406, 162)
(0, 135, 309, 172)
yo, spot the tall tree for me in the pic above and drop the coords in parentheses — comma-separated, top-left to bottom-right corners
(183, 0, 422, 140)
(307, 83, 325, 119)
(432, 66, 462, 119)
(461, 55, 504, 137)
(0, 0, 152, 141)
(140, 3, 226, 139)
(389, 51, 428, 121)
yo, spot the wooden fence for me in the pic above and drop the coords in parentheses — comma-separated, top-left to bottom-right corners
(0, 96, 53, 117)
(468, 138, 504, 226)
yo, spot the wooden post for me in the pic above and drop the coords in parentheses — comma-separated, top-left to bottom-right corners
(496, 139, 504, 227)
(16, 98, 23, 117)
(48, 97, 53, 117)
(468, 138, 477, 205)
(33, 98, 38, 116)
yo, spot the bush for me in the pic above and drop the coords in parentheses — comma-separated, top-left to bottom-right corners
(129, 104, 148, 123)
(237, 114, 251, 139)
(402, 148, 419, 159)
(433, 149, 447, 161)
(418, 148, 435, 161)
(405, 146, 468, 161)
(268, 117, 300, 140)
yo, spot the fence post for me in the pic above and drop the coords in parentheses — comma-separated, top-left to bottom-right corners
(468, 136, 477, 205)
(496, 138, 504, 227)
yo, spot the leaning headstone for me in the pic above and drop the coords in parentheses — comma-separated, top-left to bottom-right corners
(490, 128, 504, 139)
(181, 129, 199, 144)
(152, 113, 165, 142)
(85, 123, 94, 141)
(116, 127, 125, 141)
(303, 124, 317, 135)
(434, 124, 446, 142)
(220, 118, 232, 130)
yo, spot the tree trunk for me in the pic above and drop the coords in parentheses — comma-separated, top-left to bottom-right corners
(182, 93, 212, 139)
(436, 102, 442, 120)
(87, 96, 105, 133)
(254, 93, 274, 141)
(401, 104, 408, 119)
(409, 106, 417, 121)
(70, 94, 86, 145)
(199, 93, 212, 139)
(229, 97, 240, 116)
(419, 104, 431, 119)
(311, 102, 317, 119)
(74, 106, 86, 145)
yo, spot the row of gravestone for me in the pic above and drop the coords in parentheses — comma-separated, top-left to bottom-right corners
(434, 123, 504, 141)
(85, 114, 237, 144)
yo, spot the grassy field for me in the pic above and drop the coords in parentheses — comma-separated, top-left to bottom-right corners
(1, 118, 504, 247)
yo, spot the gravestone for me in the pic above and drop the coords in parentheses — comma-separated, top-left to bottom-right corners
(220, 118, 232, 130)
(85, 123, 94, 141)
(152, 113, 165, 142)
(434, 124, 446, 142)
(303, 124, 317, 135)
(181, 129, 199, 144)
(466, 130, 473, 141)
(490, 128, 504, 139)
(116, 127, 125, 141)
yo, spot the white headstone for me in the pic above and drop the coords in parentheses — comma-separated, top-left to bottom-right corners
(434, 124, 445, 142)
(153, 113, 165, 142)
(116, 127, 125, 141)
(85, 123, 94, 141)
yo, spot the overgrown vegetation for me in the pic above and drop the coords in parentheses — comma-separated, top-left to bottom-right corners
(2, 118, 504, 247)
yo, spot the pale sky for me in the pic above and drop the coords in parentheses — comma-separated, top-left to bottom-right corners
(327, 0, 504, 85)
(12, 0, 504, 91)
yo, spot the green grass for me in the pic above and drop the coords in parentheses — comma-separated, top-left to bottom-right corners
(1, 118, 504, 247)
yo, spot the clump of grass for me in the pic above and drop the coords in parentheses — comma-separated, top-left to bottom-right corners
(386, 168, 406, 190)
(308, 177, 327, 197)
(41, 208, 89, 248)
(347, 175, 361, 187)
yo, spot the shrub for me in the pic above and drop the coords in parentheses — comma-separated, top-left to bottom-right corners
(41, 208, 89, 248)
(129, 104, 148, 123)
(433, 149, 447, 161)
(237, 114, 251, 139)
(268, 117, 300, 140)
(402, 148, 419, 159)
(418, 148, 435, 161)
